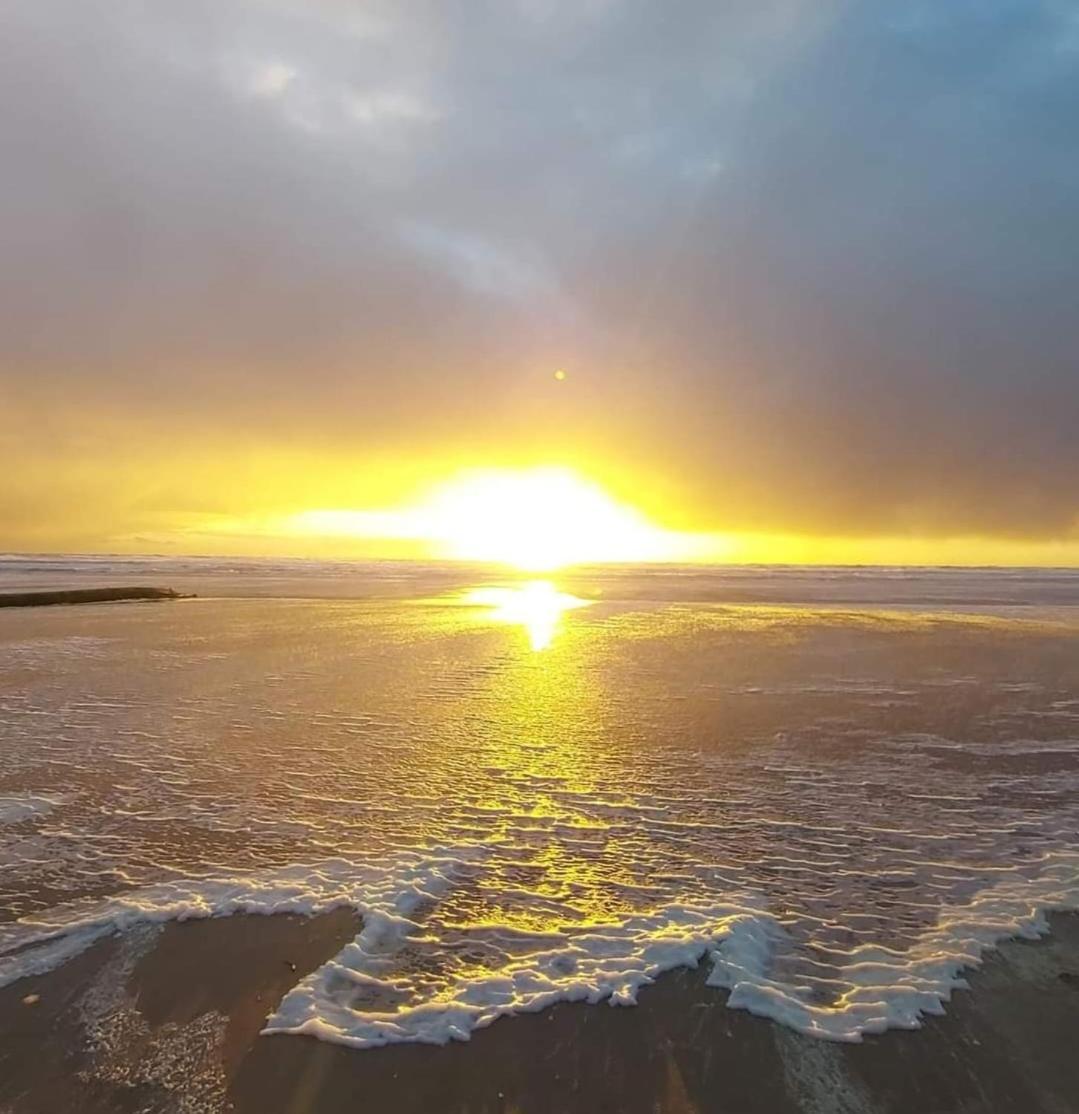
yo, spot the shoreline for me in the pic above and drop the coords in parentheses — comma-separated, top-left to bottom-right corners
(1, 910, 1077, 1112)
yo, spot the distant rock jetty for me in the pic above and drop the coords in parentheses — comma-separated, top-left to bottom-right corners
(0, 587, 192, 608)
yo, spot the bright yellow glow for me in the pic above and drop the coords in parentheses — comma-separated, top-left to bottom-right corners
(430, 469, 684, 570)
(291, 467, 704, 571)
(6, 400, 1079, 568)
(102, 444, 1079, 569)
(463, 581, 590, 650)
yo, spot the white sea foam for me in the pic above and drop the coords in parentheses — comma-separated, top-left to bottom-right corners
(266, 897, 771, 1047)
(711, 850, 1079, 1041)
(0, 850, 479, 990)
(2, 849, 1076, 1047)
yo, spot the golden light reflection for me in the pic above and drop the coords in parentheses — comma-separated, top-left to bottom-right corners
(455, 585, 649, 934)
(463, 581, 591, 650)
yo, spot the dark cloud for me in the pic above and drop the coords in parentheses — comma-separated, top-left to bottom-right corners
(2, 0, 1077, 543)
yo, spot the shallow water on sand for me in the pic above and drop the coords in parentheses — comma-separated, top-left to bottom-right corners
(1, 562, 1078, 1043)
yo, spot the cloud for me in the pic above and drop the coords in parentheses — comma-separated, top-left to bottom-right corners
(1, 0, 1077, 549)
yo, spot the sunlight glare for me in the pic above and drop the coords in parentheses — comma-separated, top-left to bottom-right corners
(428, 468, 680, 571)
(287, 467, 705, 570)
(464, 581, 590, 650)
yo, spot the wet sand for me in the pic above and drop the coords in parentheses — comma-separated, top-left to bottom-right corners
(1, 911, 1077, 1114)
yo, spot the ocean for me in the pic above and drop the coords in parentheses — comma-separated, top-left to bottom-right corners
(1, 556, 1077, 1046)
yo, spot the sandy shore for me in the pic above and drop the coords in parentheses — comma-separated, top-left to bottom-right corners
(1, 911, 1077, 1113)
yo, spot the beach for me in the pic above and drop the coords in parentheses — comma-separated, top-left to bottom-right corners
(1, 558, 1078, 1112)
(2, 910, 1077, 1112)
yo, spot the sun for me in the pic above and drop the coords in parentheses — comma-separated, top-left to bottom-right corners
(422, 467, 680, 571)
(286, 466, 702, 571)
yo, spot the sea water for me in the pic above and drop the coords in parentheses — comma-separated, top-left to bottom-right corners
(1, 558, 1077, 1044)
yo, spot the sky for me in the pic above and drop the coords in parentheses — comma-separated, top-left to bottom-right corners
(2, 0, 1078, 565)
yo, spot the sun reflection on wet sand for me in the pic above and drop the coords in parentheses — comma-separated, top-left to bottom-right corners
(461, 580, 591, 650)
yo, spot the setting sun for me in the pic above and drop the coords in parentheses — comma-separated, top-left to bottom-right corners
(424, 469, 685, 570)
(290, 467, 701, 571)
